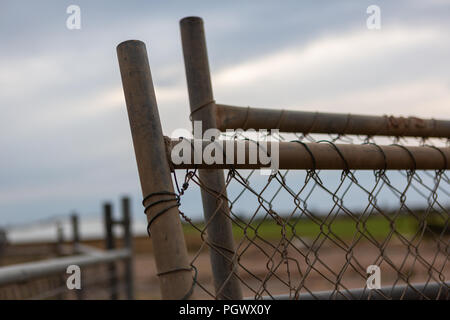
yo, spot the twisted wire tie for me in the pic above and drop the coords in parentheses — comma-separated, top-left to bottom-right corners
(189, 100, 215, 121)
(142, 191, 180, 237)
(156, 265, 198, 300)
(142, 185, 197, 299)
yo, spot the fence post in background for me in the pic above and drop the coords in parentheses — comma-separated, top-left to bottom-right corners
(180, 16, 243, 300)
(71, 213, 83, 300)
(0, 228, 7, 265)
(103, 203, 118, 300)
(117, 40, 193, 299)
(55, 222, 65, 299)
(71, 213, 80, 254)
(56, 222, 64, 256)
(121, 196, 134, 300)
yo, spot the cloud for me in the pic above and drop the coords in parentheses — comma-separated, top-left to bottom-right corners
(210, 26, 450, 119)
(213, 26, 442, 87)
(1, 1, 449, 227)
(302, 79, 450, 118)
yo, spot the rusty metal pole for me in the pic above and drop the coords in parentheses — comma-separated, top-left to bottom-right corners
(166, 139, 450, 170)
(117, 40, 193, 299)
(121, 196, 134, 300)
(215, 104, 450, 138)
(180, 16, 243, 300)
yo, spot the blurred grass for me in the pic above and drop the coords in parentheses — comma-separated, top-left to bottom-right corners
(4, 212, 444, 258)
(182, 213, 426, 242)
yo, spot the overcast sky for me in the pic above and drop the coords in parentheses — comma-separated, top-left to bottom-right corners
(1, 1, 449, 226)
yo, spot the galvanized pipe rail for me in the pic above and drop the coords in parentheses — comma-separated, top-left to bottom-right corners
(167, 138, 449, 170)
(0, 248, 131, 287)
(216, 104, 450, 138)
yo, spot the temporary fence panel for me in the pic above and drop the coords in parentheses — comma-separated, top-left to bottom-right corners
(117, 17, 449, 300)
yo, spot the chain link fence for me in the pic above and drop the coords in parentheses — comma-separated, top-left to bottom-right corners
(173, 133, 449, 299)
(117, 20, 450, 300)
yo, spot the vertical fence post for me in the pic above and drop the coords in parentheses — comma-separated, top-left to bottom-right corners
(121, 196, 134, 300)
(55, 222, 65, 299)
(71, 213, 80, 254)
(71, 213, 83, 300)
(117, 40, 193, 299)
(180, 16, 243, 300)
(56, 222, 64, 256)
(103, 202, 118, 300)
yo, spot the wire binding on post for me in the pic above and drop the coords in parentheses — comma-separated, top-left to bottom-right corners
(189, 100, 215, 121)
(142, 191, 180, 236)
(142, 186, 198, 300)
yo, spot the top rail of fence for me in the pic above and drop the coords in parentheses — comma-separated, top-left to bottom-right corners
(215, 104, 450, 138)
(166, 138, 449, 170)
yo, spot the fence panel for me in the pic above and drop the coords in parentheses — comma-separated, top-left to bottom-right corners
(117, 16, 449, 300)
(171, 133, 449, 299)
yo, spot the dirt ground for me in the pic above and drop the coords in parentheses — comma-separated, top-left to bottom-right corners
(133, 236, 449, 299)
(2, 235, 447, 300)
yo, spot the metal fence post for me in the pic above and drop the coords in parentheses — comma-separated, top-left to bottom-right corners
(55, 222, 64, 256)
(180, 16, 243, 300)
(71, 213, 80, 254)
(70, 213, 83, 300)
(103, 202, 118, 300)
(121, 196, 134, 300)
(117, 40, 193, 299)
(55, 222, 65, 299)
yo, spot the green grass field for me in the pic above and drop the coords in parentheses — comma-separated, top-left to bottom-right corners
(182, 212, 446, 242)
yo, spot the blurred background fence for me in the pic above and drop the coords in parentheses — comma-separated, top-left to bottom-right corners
(0, 197, 134, 300)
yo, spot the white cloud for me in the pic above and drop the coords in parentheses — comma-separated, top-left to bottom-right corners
(300, 79, 450, 118)
(208, 26, 450, 120)
(214, 27, 442, 88)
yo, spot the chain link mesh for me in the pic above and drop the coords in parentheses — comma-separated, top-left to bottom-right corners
(174, 132, 449, 300)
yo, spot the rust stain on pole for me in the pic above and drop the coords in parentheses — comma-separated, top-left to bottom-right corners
(180, 17, 243, 300)
(216, 104, 450, 138)
(117, 40, 192, 299)
(167, 138, 450, 170)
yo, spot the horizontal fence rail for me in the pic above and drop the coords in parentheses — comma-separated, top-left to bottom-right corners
(216, 104, 450, 138)
(170, 133, 450, 300)
(0, 197, 134, 300)
(0, 249, 131, 287)
(166, 138, 450, 170)
(258, 281, 450, 300)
